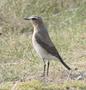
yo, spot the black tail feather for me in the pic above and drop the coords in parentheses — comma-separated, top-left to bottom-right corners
(57, 55, 71, 70)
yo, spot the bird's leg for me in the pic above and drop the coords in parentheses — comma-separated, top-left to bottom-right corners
(47, 61, 50, 76)
(43, 59, 46, 77)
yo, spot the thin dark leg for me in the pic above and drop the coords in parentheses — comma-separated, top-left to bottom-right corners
(47, 61, 50, 76)
(43, 59, 46, 76)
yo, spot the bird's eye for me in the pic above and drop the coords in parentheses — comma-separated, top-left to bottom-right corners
(32, 18, 37, 20)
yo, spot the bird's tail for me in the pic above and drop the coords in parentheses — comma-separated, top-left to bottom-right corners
(57, 54, 71, 70)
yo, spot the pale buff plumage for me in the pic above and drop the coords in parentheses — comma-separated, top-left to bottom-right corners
(24, 16, 71, 76)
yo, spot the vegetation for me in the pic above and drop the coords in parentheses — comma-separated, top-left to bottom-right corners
(0, 0, 86, 90)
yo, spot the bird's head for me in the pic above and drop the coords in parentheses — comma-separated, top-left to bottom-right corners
(24, 16, 44, 28)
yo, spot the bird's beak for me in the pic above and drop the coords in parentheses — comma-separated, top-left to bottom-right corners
(24, 17, 31, 20)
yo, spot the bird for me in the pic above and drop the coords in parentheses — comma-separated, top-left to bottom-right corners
(24, 16, 71, 76)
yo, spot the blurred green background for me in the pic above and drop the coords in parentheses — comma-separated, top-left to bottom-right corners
(0, 0, 86, 90)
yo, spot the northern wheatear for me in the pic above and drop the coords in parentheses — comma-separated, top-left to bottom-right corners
(24, 16, 71, 76)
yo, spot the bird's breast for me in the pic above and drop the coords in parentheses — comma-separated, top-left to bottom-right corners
(32, 34, 47, 58)
(32, 33, 57, 60)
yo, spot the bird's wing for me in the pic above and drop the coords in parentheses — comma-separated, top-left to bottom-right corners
(35, 31, 60, 58)
(35, 31, 71, 70)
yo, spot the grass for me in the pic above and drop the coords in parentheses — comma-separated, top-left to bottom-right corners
(0, 0, 86, 90)
(0, 80, 86, 90)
